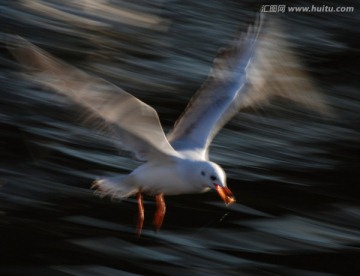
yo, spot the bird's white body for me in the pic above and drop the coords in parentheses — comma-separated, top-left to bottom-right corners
(96, 156, 213, 198)
(135, 158, 206, 195)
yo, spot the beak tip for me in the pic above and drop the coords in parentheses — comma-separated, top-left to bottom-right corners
(226, 197, 236, 205)
(215, 184, 236, 206)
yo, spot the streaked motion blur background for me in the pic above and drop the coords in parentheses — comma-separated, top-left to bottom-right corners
(0, 0, 359, 275)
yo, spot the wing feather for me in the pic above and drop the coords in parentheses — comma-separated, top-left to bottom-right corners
(8, 36, 178, 161)
(167, 14, 329, 159)
(167, 14, 263, 158)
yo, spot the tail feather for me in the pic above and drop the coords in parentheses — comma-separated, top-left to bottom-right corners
(91, 175, 137, 200)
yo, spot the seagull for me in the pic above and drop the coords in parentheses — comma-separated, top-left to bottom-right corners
(8, 14, 327, 236)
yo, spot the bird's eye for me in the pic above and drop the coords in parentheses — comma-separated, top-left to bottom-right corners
(201, 171, 205, 176)
(210, 175, 217, 181)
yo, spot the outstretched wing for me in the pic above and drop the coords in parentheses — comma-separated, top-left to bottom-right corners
(8, 36, 178, 161)
(167, 15, 263, 158)
(167, 14, 329, 159)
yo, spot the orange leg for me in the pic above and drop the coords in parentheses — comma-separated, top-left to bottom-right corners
(136, 191, 144, 238)
(153, 193, 166, 232)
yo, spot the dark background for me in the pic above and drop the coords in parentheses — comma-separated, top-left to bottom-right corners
(0, 0, 359, 275)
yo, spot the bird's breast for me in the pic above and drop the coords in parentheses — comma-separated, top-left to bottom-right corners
(132, 161, 203, 196)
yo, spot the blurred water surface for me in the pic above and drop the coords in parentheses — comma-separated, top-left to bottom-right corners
(0, 0, 359, 275)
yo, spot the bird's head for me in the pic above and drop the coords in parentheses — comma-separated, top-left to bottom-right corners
(199, 161, 236, 205)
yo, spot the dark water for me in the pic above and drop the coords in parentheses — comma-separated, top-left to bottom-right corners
(1, 1, 359, 275)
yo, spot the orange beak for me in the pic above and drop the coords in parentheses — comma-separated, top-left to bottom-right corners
(214, 184, 236, 205)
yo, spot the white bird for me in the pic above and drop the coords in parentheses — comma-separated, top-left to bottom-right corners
(8, 14, 327, 236)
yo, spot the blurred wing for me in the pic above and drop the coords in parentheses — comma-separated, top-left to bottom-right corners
(241, 15, 330, 114)
(8, 36, 178, 161)
(168, 14, 330, 159)
(167, 15, 263, 158)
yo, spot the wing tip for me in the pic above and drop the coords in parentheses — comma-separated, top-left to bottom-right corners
(210, 12, 265, 77)
(7, 35, 33, 59)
